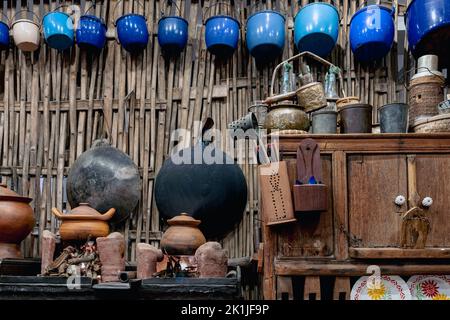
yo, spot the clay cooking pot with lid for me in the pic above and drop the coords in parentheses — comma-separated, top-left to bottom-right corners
(160, 213, 206, 256)
(52, 203, 115, 241)
(0, 183, 35, 259)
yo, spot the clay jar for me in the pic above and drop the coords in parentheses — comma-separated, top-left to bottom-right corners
(52, 203, 115, 242)
(0, 183, 35, 259)
(160, 213, 206, 256)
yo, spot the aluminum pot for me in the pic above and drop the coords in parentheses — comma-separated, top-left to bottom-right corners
(379, 103, 409, 133)
(0, 183, 34, 259)
(339, 103, 373, 133)
(264, 103, 310, 132)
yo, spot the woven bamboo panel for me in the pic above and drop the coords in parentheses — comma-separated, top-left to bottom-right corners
(0, 0, 410, 281)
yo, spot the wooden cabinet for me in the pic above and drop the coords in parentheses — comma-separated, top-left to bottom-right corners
(262, 134, 450, 300)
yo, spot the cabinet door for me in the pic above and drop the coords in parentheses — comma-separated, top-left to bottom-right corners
(416, 155, 450, 247)
(276, 155, 334, 257)
(348, 155, 407, 247)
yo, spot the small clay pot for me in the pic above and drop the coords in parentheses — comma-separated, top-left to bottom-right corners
(160, 213, 206, 256)
(52, 203, 115, 241)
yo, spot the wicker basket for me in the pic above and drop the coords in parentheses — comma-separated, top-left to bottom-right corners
(411, 114, 450, 133)
(408, 75, 445, 123)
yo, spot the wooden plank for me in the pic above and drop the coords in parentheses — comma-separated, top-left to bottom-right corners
(350, 247, 450, 259)
(275, 259, 450, 276)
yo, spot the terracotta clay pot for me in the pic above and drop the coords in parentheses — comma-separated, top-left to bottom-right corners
(52, 203, 115, 242)
(160, 213, 206, 256)
(0, 183, 35, 259)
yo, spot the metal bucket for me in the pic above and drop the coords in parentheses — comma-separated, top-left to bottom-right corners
(204, 3, 240, 58)
(246, 10, 285, 63)
(76, 15, 107, 51)
(0, 13, 10, 50)
(114, 1, 149, 53)
(294, 2, 340, 57)
(312, 110, 337, 134)
(11, 10, 41, 52)
(158, 1, 188, 56)
(350, 4, 395, 62)
(406, 0, 450, 67)
(42, 7, 74, 51)
(339, 104, 372, 133)
(379, 103, 409, 133)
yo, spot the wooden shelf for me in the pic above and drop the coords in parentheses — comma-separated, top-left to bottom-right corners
(275, 259, 450, 277)
(349, 247, 450, 259)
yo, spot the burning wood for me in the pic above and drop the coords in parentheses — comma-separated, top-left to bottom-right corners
(153, 255, 198, 278)
(42, 240, 101, 280)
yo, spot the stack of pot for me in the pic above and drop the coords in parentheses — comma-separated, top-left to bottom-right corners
(409, 55, 446, 131)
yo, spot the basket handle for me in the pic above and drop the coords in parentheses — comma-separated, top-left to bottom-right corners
(12, 9, 41, 25)
(0, 11, 10, 25)
(270, 51, 345, 97)
(112, 0, 146, 25)
(249, 0, 286, 16)
(160, 0, 183, 18)
(203, 2, 238, 23)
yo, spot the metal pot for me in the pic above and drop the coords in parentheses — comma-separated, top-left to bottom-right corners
(52, 203, 115, 241)
(0, 183, 34, 259)
(339, 103, 373, 133)
(264, 103, 310, 132)
(160, 213, 206, 256)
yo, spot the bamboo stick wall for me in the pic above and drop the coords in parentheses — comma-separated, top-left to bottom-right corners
(0, 0, 410, 284)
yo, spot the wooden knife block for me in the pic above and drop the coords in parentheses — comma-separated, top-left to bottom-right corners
(293, 184, 328, 212)
(259, 161, 297, 226)
(293, 138, 328, 213)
